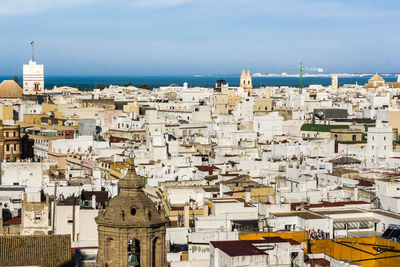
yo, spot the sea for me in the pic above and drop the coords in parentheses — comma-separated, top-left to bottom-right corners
(1, 75, 398, 90)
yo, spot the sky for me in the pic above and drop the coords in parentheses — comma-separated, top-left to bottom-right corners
(0, 0, 399, 76)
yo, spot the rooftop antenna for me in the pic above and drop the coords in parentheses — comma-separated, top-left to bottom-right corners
(30, 41, 35, 61)
(299, 60, 303, 94)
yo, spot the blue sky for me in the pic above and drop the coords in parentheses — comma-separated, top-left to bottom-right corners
(0, 0, 399, 76)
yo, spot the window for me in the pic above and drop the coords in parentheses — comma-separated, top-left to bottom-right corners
(34, 83, 40, 90)
(131, 208, 136, 215)
(384, 136, 386, 141)
(284, 225, 291, 231)
(6, 144, 9, 151)
(35, 214, 41, 220)
(5, 132, 8, 137)
(14, 144, 16, 150)
(352, 135, 356, 141)
(13, 132, 16, 137)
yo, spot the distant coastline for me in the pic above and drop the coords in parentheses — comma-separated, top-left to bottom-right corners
(0, 74, 398, 90)
(252, 73, 399, 78)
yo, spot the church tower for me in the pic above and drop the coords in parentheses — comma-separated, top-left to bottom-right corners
(95, 159, 168, 267)
(239, 69, 253, 95)
(240, 69, 246, 88)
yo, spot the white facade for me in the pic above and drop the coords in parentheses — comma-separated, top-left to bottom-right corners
(50, 135, 108, 154)
(253, 112, 284, 140)
(376, 179, 400, 213)
(366, 121, 393, 160)
(23, 60, 44, 95)
(1, 161, 55, 191)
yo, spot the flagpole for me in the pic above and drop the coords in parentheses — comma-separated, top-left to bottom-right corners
(31, 41, 34, 61)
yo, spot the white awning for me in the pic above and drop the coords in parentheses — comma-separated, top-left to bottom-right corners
(333, 217, 380, 230)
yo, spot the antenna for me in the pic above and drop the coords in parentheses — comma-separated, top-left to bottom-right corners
(299, 60, 303, 94)
(30, 41, 35, 61)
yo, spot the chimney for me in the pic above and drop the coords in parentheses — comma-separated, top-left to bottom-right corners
(202, 204, 209, 216)
(354, 187, 359, 201)
(184, 203, 190, 228)
(245, 190, 251, 202)
(92, 194, 96, 209)
(276, 192, 281, 205)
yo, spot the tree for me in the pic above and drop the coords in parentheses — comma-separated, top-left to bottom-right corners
(75, 85, 82, 91)
(12, 76, 19, 84)
(123, 82, 133, 87)
(138, 84, 150, 89)
(94, 84, 109, 90)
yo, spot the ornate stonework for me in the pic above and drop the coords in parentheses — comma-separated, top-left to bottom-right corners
(95, 160, 168, 267)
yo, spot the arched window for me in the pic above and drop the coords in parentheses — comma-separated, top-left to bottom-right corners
(105, 238, 116, 266)
(128, 239, 140, 266)
(152, 237, 162, 267)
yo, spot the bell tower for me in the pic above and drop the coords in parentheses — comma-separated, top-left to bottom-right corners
(95, 159, 168, 267)
(239, 69, 253, 95)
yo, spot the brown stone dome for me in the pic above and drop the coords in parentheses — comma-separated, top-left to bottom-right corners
(0, 80, 23, 98)
(95, 162, 168, 228)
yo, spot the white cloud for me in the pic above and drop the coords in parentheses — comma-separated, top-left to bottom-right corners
(0, 0, 98, 16)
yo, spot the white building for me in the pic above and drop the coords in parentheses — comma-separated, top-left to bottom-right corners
(23, 60, 44, 95)
(210, 237, 303, 267)
(376, 178, 400, 213)
(366, 120, 393, 162)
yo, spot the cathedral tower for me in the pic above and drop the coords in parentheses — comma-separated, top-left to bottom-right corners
(95, 160, 168, 267)
(239, 69, 253, 95)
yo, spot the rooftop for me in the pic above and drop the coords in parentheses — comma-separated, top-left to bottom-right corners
(272, 211, 325, 220)
(315, 209, 366, 215)
(301, 124, 349, 132)
(211, 237, 300, 257)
